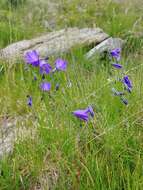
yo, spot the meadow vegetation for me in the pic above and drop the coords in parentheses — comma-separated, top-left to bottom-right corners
(0, 0, 143, 189)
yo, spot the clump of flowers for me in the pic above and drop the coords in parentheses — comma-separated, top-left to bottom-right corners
(109, 48, 132, 105)
(24, 50, 68, 106)
(24, 51, 95, 124)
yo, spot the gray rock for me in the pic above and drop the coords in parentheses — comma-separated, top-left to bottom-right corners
(0, 118, 16, 158)
(0, 116, 37, 159)
(86, 37, 124, 59)
(0, 27, 108, 62)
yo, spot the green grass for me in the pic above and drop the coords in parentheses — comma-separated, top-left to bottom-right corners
(0, 48, 143, 189)
(0, 0, 143, 189)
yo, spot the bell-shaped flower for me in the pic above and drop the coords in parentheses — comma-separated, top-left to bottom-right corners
(73, 106, 94, 122)
(39, 60, 52, 75)
(24, 50, 39, 67)
(40, 82, 51, 91)
(110, 48, 121, 61)
(123, 75, 132, 93)
(54, 58, 68, 71)
(112, 63, 122, 69)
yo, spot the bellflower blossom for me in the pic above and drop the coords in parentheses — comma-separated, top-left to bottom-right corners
(112, 63, 122, 69)
(73, 109, 88, 121)
(39, 60, 52, 75)
(123, 75, 132, 89)
(27, 96, 32, 107)
(110, 48, 121, 61)
(24, 50, 40, 67)
(40, 82, 51, 91)
(53, 58, 68, 72)
(73, 106, 94, 122)
(122, 75, 132, 94)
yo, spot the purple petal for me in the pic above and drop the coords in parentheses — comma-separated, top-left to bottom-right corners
(39, 60, 52, 75)
(73, 109, 89, 122)
(27, 96, 32, 107)
(123, 75, 132, 89)
(110, 48, 121, 56)
(40, 82, 51, 91)
(55, 58, 68, 71)
(24, 50, 39, 67)
(86, 106, 94, 118)
(110, 48, 121, 61)
(112, 63, 122, 69)
(78, 114, 89, 121)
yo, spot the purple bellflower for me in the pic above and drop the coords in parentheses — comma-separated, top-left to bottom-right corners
(73, 106, 94, 122)
(123, 75, 133, 89)
(73, 109, 89, 121)
(39, 60, 52, 75)
(54, 58, 68, 71)
(24, 50, 40, 67)
(27, 96, 32, 107)
(40, 82, 51, 91)
(110, 48, 121, 61)
(112, 63, 122, 69)
(109, 48, 132, 105)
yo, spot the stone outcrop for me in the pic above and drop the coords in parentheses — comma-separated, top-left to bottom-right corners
(0, 28, 109, 61)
